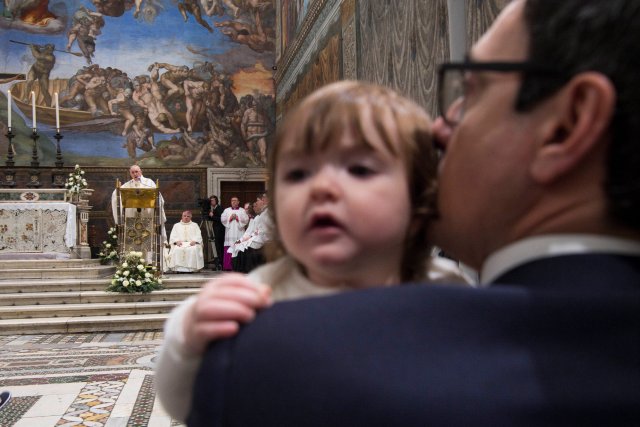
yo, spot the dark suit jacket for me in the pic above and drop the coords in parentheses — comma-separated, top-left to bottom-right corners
(205, 205, 225, 235)
(188, 254, 640, 426)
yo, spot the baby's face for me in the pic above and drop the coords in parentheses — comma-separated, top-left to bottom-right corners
(274, 129, 411, 288)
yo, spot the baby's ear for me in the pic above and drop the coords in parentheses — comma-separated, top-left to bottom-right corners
(530, 72, 615, 184)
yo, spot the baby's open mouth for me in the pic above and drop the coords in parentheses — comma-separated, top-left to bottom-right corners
(309, 215, 341, 229)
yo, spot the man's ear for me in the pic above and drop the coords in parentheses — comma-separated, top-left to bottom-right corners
(530, 72, 616, 184)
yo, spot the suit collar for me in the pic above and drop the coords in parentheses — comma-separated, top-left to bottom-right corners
(482, 234, 640, 285)
(489, 253, 640, 292)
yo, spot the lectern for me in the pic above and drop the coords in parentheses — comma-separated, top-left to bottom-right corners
(114, 180, 163, 271)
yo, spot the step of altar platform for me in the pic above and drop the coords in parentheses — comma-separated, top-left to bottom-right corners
(0, 313, 171, 334)
(0, 288, 201, 307)
(0, 275, 206, 294)
(0, 258, 116, 280)
(0, 301, 180, 319)
(0, 257, 221, 334)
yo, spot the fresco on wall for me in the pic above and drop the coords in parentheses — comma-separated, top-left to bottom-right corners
(280, 30, 339, 115)
(280, 0, 309, 53)
(0, 0, 276, 168)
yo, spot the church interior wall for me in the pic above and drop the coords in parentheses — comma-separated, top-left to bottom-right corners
(0, 0, 507, 255)
(1, 0, 275, 252)
(275, 0, 507, 118)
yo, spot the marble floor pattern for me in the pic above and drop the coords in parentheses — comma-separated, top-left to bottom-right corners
(0, 332, 185, 427)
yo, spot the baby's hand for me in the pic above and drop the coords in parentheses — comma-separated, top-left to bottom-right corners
(183, 274, 272, 356)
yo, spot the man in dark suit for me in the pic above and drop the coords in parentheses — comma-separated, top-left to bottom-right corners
(188, 0, 640, 425)
(202, 195, 225, 270)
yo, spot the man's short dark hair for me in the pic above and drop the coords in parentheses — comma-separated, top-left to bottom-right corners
(516, 0, 640, 229)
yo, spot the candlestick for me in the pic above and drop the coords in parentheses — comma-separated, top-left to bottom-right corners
(27, 130, 41, 188)
(54, 131, 64, 169)
(7, 90, 11, 131)
(31, 91, 36, 130)
(5, 127, 15, 168)
(54, 92, 60, 132)
(2, 128, 16, 188)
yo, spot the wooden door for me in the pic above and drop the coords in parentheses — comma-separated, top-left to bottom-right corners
(220, 181, 266, 210)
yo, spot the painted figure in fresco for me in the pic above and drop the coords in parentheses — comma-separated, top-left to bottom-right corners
(202, 75, 225, 116)
(133, 69, 180, 134)
(157, 135, 186, 163)
(77, 71, 109, 115)
(108, 87, 136, 136)
(132, 0, 143, 17)
(201, 0, 239, 17)
(177, 0, 213, 32)
(23, 42, 55, 107)
(214, 12, 274, 52)
(58, 66, 95, 109)
(200, 111, 241, 166)
(3, 0, 57, 25)
(214, 74, 239, 116)
(150, 62, 193, 103)
(124, 112, 155, 159)
(241, 94, 269, 165)
(155, 132, 201, 164)
(190, 61, 217, 81)
(226, 0, 273, 17)
(181, 131, 206, 160)
(91, 0, 134, 17)
(183, 79, 209, 133)
(104, 67, 132, 100)
(130, 0, 162, 22)
(67, 7, 104, 64)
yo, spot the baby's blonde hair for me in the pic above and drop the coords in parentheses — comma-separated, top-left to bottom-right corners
(267, 81, 438, 282)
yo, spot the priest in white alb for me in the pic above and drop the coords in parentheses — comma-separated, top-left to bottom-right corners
(166, 210, 204, 273)
(220, 196, 249, 271)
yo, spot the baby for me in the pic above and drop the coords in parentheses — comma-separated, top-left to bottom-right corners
(155, 81, 474, 422)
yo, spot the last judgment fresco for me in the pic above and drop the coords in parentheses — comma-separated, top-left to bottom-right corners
(0, 0, 276, 167)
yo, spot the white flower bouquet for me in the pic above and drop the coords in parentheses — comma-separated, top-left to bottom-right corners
(64, 164, 88, 195)
(98, 226, 120, 265)
(106, 251, 163, 294)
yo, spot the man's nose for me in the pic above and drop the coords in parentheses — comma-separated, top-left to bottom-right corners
(432, 116, 452, 153)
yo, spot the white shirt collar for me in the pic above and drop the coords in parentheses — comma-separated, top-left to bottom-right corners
(481, 234, 640, 285)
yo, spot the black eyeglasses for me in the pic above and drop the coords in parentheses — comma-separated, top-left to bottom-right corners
(437, 61, 565, 126)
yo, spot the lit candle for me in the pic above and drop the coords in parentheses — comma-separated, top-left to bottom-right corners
(54, 92, 60, 133)
(31, 91, 36, 130)
(7, 90, 11, 131)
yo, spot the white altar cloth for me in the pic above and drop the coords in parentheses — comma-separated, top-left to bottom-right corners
(0, 202, 77, 252)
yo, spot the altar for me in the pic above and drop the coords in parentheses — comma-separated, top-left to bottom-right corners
(0, 202, 77, 255)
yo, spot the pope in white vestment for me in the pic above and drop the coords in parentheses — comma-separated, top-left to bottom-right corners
(166, 211, 204, 272)
(111, 165, 166, 225)
(110, 165, 167, 265)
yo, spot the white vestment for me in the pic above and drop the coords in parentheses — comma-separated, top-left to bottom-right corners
(229, 207, 272, 257)
(111, 176, 166, 225)
(111, 176, 167, 264)
(220, 207, 249, 246)
(166, 221, 204, 272)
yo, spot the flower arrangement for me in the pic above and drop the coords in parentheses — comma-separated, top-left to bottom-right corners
(65, 164, 88, 195)
(98, 226, 120, 265)
(106, 251, 163, 294)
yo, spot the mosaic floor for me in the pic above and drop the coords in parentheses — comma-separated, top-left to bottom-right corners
(0, 332, 185, 427)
